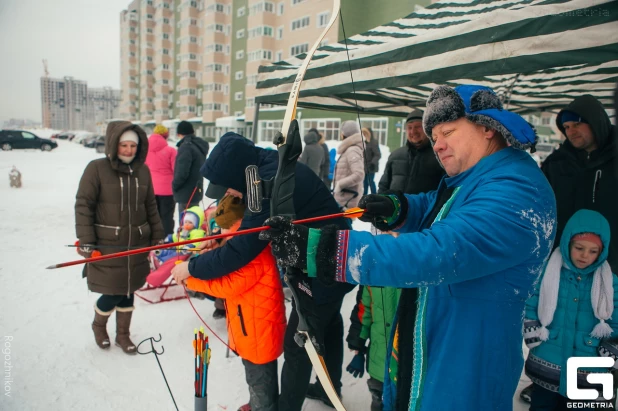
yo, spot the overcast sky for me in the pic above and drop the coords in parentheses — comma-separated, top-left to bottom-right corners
(0, 0, 131, 122)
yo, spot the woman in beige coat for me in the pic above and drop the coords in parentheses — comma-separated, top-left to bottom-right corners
(332, 120, 365, 209)
(75, 121, 164, 354)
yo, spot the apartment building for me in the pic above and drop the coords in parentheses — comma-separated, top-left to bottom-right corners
(86, 87, 122, 131)
(40, 76, 88, 130)
(120, 0, 428, 148)
(120, 1, 140, 119)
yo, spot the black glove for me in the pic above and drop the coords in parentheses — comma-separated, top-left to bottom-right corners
(259, 216, 309, 270)
(358, 191, 407, 231)
(346, 352, 366, 378)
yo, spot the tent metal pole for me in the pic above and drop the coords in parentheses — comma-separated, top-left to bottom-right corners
(504, 73, 521, 110)
(370, 90, 408, 107)
(252, 102, 260, 143)
(332, 96, 362, 109)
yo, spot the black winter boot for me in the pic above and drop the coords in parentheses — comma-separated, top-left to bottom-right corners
(305, 382, 341, 409)
(519, 383, 533, 403)
(370, 394, 383, 411)
(115, 307, 137, 355)
(92, 305, 113, 349)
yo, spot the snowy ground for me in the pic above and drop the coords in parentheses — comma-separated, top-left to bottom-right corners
(0, 138, 530, 410)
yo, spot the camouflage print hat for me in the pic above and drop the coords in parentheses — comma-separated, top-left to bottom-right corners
(214, 195, 246, 229)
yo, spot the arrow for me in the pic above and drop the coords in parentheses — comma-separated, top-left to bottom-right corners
(47, 208, 364, 269)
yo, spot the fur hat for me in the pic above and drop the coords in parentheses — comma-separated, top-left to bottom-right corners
(177, 121, 194, 136)
(153, 124, 169, 137)
(214, 195, 246, 229)
(423, 85, 537, 151)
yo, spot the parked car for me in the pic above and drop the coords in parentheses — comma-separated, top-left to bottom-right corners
(82, 134, 101, 148)
(56, 132, 75, 140)
(85, 135, 104, 149)
(71, 132, 92, 145)
(95, 136, 106, 153)
(0, 130, 58, 151)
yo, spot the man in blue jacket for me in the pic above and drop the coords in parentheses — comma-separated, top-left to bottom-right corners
(171, 133, 354, 411)
(261, 85, 557, 411)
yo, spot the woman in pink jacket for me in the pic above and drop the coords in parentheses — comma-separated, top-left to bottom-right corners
(145, 125, 177, 236)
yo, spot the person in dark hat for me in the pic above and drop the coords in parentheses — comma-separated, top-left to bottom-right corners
(261, 84, 557, 411)
(519, 93, 618, 405)
(171, 132, 355, 410)
(378, 108, 444, 195)
(541, 95, 617, 271)
(172, 121, 209, 221)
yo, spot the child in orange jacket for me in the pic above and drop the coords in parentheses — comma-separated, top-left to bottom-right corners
(185, 195, 286, 411)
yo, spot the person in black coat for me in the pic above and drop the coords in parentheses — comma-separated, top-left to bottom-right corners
(378, 109, 445, 195)
(362, 127, 381, 195)
(542, 95, 617, 271)
(172, 121, 210, 219)
(171, 132, 355, 411)
(316, 130, 331, 188)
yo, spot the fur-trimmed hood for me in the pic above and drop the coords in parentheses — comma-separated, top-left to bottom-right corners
(337, 132, 364, 154)
(105, 120, 149, 173)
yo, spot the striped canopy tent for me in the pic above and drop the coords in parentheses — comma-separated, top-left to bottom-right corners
(254, 0, 617, 117)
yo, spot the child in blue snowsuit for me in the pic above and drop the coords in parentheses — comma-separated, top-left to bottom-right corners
(524, 209, 618, 409)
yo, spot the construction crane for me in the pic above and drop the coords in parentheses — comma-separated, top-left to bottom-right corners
(42, 59, 51, 128)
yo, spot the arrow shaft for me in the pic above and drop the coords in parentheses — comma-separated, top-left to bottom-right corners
(66, 244, 145, 249)
(48, 209, 363, 269)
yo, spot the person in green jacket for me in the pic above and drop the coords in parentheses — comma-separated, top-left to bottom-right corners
(346, 285, 401, 411)
(173, 205, 205, 242)
(524, 209, 618, 409)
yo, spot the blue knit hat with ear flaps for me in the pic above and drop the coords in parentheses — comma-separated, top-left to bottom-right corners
(423, 85, 537, 151)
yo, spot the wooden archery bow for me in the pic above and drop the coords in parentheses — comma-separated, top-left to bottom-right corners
(270, 1, 346, 409)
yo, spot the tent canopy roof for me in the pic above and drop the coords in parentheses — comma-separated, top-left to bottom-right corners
(255, 0, 617, 116)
